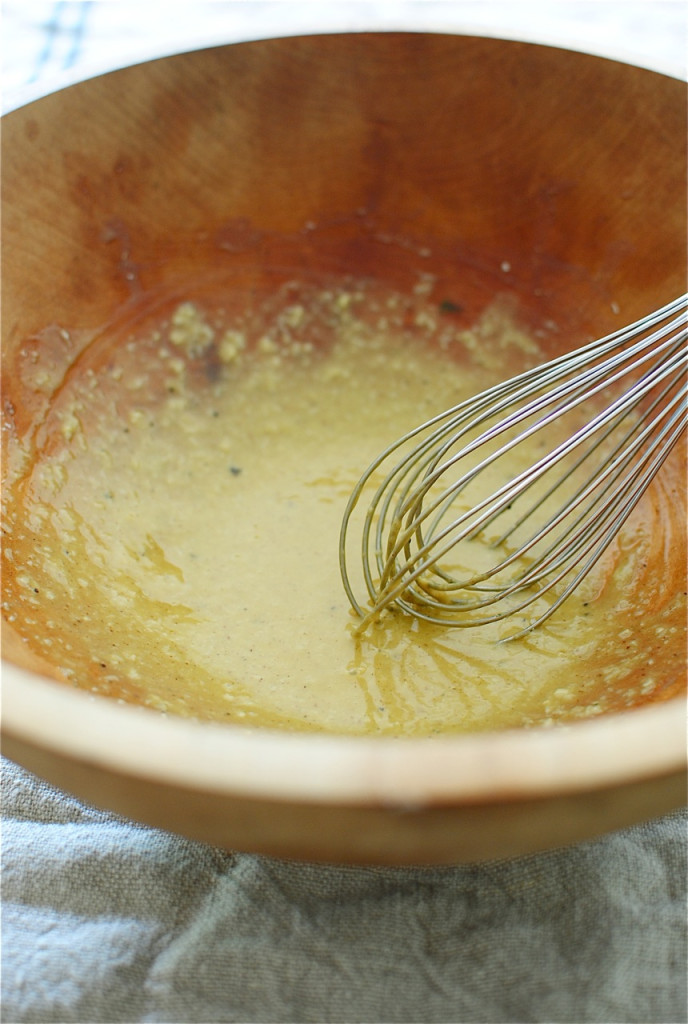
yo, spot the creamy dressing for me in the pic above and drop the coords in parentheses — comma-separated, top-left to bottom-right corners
(3, 280, 685, 735)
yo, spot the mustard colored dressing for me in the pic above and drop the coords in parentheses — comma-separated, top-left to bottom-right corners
(3, 281, 685, 735)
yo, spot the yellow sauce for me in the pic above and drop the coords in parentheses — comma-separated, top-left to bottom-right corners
(2, 279, 685, 735)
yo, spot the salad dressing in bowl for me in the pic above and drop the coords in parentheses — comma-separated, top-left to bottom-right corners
(3, 279, 684, 736)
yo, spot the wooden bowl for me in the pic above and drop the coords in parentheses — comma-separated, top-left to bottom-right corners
(2, 33, 686, 864)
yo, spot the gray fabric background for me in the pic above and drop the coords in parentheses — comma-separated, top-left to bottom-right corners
(2, 757, 686, 1024)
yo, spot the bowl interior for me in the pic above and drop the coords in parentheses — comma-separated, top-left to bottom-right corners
(3, 33, 686, 336)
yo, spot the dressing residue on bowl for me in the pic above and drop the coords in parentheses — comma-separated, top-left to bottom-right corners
(2, 277, 685, 736)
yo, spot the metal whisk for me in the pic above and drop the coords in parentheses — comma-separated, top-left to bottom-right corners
(339, 294, 687, 640)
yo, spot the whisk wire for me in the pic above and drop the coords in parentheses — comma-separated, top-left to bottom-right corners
(477, 340, 688, 569)
(340, 295, 688, 637)
(378, 331, 685, 604)
(360, 389, 684, 635)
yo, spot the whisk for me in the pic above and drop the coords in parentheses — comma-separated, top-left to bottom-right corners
(339, 294, 687, 640)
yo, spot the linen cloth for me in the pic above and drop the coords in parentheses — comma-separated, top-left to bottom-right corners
(2, 4, 687, 1022)
(3, 757, 687, 1024)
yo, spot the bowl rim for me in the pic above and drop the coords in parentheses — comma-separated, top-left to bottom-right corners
(2, 27, 686, 119)
(3, 660, 685, 806)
